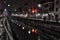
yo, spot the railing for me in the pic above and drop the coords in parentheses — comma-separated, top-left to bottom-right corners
(10, 16, 60, 40)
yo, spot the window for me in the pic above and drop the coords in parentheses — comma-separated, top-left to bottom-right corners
(56, 0, 59, 4)
(49, 6, 54, 11)
(56, 8, 58, 11)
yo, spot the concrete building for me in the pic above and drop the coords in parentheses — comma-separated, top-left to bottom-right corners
(54, 0, 60, 19)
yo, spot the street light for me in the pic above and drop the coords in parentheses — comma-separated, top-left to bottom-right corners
(8, 4, 10, 7)
(38, 4, 41, 7)
(28, 30, 31, 34)
(22, 27, 25, 30)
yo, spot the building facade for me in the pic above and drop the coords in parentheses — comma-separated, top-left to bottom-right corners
(54, 0, 60, 19)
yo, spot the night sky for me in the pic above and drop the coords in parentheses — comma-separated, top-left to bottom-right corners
(0, 0, 54, 12)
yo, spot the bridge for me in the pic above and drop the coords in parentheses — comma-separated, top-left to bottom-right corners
(0, 16, 60, 40)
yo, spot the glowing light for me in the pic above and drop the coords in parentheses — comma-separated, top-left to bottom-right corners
(31, 29, 38, 33)
(28, 30, 31, 34)
(3, 8, 8, 16)
(8, 4, 10, 7)
(32, 29, 35, 33)
(4, 9, 7, 11)
(36, 13, 40, 17)
(32, 10, 35, 13)
(38, 4, 41, 7)
(35, 29, 37, 33)
(22, 27, 25, 30)
(32, 9, 38, 13)
(34, 9, 38, 13)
